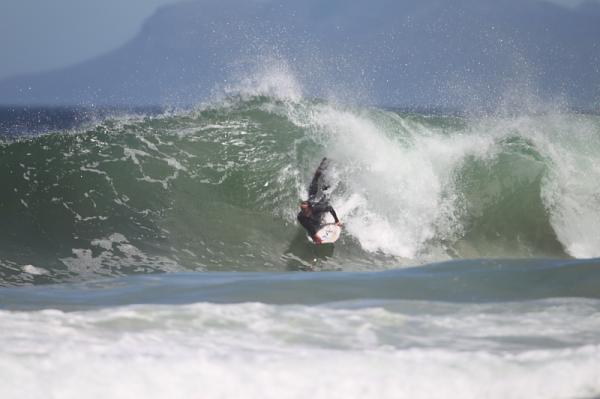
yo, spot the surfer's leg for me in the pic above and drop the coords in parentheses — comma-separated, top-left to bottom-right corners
(307, 174, 320, 200)
(308, 158, 328, 200)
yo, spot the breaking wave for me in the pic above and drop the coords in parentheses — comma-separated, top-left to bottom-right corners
(2, 69, 600, 285)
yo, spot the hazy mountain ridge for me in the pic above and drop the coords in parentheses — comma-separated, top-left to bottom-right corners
(0, 0, 598, 108)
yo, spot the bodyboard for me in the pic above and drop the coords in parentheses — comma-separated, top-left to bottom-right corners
(312, 223, 341, 244)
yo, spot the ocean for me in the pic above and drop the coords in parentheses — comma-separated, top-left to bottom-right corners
(1, 72, 600, 398)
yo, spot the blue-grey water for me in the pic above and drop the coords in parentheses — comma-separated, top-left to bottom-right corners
(1, 72, 600, 398)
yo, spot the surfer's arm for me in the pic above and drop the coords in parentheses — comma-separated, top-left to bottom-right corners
(328, 207, 340, 224)
(311, 203, 341, 225)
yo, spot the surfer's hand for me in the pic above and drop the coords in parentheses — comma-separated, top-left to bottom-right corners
(313, 235, 322, 244)
(336, 221, 343, 227)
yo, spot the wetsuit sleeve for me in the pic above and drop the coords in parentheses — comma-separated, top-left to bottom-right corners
(307, 158, 328, 201)
(327, 206, 340, 223)
(312, 203, 340, 223)
(329, 207, 340, 223)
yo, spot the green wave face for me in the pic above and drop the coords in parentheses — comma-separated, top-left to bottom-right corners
(2, 96, 600, 285)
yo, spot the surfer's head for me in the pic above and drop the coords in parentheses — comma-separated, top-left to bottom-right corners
(300, 200, 312, 214)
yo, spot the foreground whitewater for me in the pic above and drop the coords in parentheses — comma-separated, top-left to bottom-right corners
(2, 261, 600, 399)
(1, 69, 600, 398)
(2, 298, 600, 399)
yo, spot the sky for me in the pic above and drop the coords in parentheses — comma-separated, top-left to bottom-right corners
(0, 0, 598, 86)
(548, 0, 596, 5)
(0, 0, 180, 80)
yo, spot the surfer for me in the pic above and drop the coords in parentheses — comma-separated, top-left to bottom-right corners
(297, 158, 342, 244)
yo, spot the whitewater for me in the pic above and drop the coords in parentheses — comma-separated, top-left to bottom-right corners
(1, 68, 600, 398)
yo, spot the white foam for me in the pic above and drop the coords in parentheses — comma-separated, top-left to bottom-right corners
(534, 115, 600, 258)
(289, 104, 494, 259)
(472, 113, 600, 258)
(122, 147, 149, 166)
(21, 264, 48, 275)
(0, 301, 599, 399)
(61, 233, 183, 277)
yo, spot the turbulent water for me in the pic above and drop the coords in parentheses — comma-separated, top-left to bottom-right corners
(3, 93, 600, 284)
(1, 72, 600, 398)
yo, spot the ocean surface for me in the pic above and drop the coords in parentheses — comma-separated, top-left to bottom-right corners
(1, 72, 600, 398)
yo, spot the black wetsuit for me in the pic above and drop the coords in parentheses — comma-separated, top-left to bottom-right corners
(297, 157, 339, 237)
(297, 202, 339, 237)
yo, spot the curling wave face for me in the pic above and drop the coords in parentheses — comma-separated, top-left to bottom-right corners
(2, 93, 600, 285)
